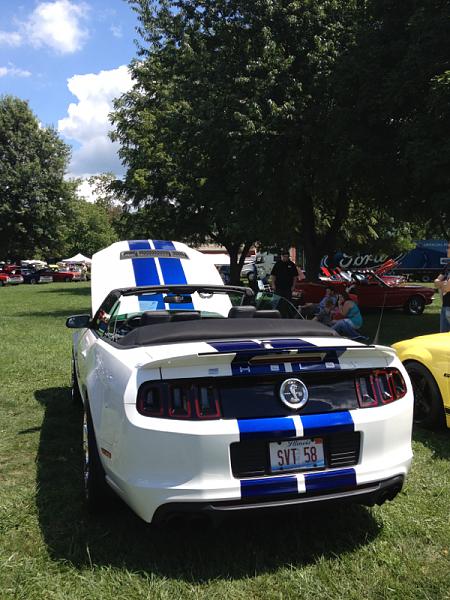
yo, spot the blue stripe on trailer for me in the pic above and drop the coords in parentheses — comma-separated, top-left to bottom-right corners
(300, 411, 354, 438)
(304, 468, 357, 493)
(153, 240, 194, 309)
(241, 475, 298, 499)
(238, 417, 296, 441)
(128, 240, 164, 309)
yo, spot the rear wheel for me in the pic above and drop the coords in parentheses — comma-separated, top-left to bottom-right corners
(64, 276, 71, 282)
(83, 404, 112, 512)
(403, 295, 425, 315)
(405, 361, 445, 429)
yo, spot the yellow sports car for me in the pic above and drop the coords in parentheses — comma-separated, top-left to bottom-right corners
(392, 333, 450, 429)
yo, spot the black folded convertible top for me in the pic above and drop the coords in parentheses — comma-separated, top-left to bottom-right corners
(116, 318, 340, 347)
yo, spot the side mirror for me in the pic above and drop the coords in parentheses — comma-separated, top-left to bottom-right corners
(66, 314, 91, 329)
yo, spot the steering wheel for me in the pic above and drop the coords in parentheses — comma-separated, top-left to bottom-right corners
(123, 314, 142, 329)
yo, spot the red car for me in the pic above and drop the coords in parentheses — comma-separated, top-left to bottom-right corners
(295, 270, 434, 315)
(44, 268, 82, 282)
(0, 271, 24, 285)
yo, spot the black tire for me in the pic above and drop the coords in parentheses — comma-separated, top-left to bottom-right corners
(403, 295, 425, 315)
(64, 277, 71, 283)
(421, 274, 431, 283)
(405, 361, 445, 429)
(83, 404, 112, 512)
(30, 278, 37, 285)
(71, 359, 83, 406)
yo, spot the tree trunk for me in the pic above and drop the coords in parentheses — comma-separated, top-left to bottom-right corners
(226, 241, 253, 285)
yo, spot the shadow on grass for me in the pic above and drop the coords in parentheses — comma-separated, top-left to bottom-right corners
(35, 387, 381, 581)
(362, 311, 439, 346)
(413, 427, 450, 460)
(40, 285, 91, 296)
(17, 309, 90, 319)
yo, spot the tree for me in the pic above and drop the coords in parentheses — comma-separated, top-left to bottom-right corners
(63, 198, 119, 258)
(112, 1, 450, 282)
(112, 0, 354, 281)
(0, 96, 77, 260)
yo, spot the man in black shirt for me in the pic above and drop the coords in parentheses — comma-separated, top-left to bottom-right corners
(270, 251, 298, 302)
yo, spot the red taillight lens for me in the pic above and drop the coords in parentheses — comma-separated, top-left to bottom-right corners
(194, 385, 221, 419)
(355, 368, 407, 408)
(137, 381, 222, 419)
(169, 385, 192, 418)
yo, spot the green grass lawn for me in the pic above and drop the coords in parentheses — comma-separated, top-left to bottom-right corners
(0, 282, 449, 600)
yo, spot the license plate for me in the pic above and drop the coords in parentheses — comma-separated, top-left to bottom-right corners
(269, 438, 325, 473)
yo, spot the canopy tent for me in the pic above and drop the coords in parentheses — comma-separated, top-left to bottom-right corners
(61, 253, 92, 264)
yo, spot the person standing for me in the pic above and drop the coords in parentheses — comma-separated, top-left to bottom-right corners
(270, 250, 298, 302)
(434, 266, 450, 332)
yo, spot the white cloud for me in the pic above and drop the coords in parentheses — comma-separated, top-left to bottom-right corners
(0, 65, 32, 78)
(110, 24, 122, 38)
(26, 0, 89, 53)
(0, 31, 22, 46)
(0, 1, 89, 54)
(58, 65, 133, 177)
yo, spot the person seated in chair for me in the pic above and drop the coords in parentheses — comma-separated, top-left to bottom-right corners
(331, 291, 363, 339)
(301, 286, 337, 319)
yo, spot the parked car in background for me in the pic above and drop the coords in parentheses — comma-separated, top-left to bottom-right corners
(66, 239, 413, 524)
(0, 272, 11, 286)
(295, 269, 434, 315)
(47, 267, 83, 282)
(392, 333, 450, 429)
(21, 267, 53, 284)
(0, 270, 23, 285)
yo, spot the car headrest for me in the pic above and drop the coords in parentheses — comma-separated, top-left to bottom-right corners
(254, 309, 281, 318)
(170, 311, 201, 321)
(228, 306, 257, 318)
(140, 311, 171, 326)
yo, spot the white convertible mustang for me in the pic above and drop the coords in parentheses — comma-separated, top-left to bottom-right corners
(67, 240, 414, 523)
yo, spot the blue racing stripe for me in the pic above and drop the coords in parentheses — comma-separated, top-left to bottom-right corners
(238, 417, 296, 441)
(231, 363, 286, 377)
(209, 341, 262, 353)
(304, 468, 357, 493)
(300, 411, 354, 437)
(153, 240, 194, 309)
(241, 476, 298, 498)
(268, 339, 317, 349)
(128, 240, 164, 309)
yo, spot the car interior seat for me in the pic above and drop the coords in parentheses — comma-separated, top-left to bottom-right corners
(228, 306, 257, 318)
(140, 310, 172, 326)
(170, 311, 201, 321)
(254, 309, 281, 318)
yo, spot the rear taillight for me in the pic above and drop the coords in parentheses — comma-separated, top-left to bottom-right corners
(136, 386, 163, 417)
(355, 368, 407, 409)
(137, 382, 222, 419)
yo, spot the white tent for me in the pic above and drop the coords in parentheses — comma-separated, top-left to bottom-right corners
(61, 253, 92, 264)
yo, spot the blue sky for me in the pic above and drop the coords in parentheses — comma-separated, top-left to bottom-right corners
(0, 0, 140, 194)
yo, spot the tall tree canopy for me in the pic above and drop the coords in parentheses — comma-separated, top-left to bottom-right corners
(0, 96, 77, 260)
(112, 0, 450, 280)
(112, 0, 364, 281)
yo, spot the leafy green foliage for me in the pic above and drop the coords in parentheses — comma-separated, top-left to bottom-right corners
(0, 96, 77, 260)
(63, 198, 119, 258)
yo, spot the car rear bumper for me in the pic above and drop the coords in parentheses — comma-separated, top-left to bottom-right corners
(102, 398, 413, 523)
(151, 474, 405, 522)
